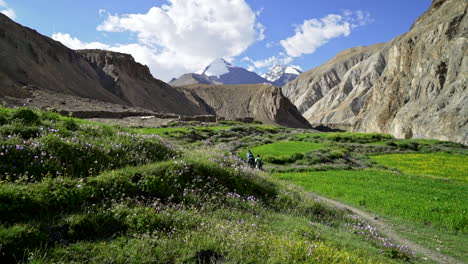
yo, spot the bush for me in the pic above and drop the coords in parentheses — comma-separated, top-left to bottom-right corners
(64, 118, 79, 131)
(68, 211, 127, 241)
(138, 160, 278, 204)
(0, 111, 9, 125)
(0, 122, 42, 139)
(12, 108, 40, 125)
(0, 127, 177, 181)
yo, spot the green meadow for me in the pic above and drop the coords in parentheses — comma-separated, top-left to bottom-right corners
(371, 153, 468, 182)
(1, 107, 467, 263)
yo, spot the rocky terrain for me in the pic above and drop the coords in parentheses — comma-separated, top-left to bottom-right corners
(283, 0, 467, 144)
(179, 84, 312, 129)
(78, 50, 206, 115)
(0, 14, 312, 128)
(0, 13, 205, 116)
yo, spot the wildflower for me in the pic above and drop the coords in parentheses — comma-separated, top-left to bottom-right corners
(77, 184, 82, 188)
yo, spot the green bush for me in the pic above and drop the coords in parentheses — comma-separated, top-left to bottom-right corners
(12, 108, 40, 125)
(0, 129, 176, 181)
(0, 111, 9, 125)
(138, 160, 278, 204)
(64, 118, 79, 131)
(68, 211, 127, 241)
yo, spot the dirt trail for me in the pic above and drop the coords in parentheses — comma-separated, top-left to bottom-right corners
(312, 194, 462, 264)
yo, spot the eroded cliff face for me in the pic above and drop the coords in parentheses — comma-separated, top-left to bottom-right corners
(0, 14, 126, 104)
(0, 14, 207, 116)
(179, 84, 312, 129)
(283, 0, 467, 144)
(78, 50, 207, 116)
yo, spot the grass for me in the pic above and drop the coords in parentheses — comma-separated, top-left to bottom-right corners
(240, 141, 324, 163)
(273, 170, 467, 232)
(273, 170, 468, 262)
(0, 155, 404, 264)
(371, 153, 468, 182)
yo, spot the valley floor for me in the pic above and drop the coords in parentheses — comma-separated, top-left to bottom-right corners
(0, 107, 466, 263)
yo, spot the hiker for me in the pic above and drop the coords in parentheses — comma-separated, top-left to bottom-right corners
(247, 150, 255, 168)
(255, 154, 263, 170)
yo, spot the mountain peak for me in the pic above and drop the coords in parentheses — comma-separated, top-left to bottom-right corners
(262, 65, 303, 86)
(202, 58, 233, 77)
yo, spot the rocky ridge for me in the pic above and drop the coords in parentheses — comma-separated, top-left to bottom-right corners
(0, 13, 206, 116)
(0, 14, 311, 128)
(179, 84, 312, 129)
(283, 0, 467, 144)
(77, 50, 206, 115)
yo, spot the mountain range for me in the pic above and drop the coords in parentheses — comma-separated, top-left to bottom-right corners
(169, 59, 302, 87)
(0, 0, 466, 143)
(0, 14, 310, 128)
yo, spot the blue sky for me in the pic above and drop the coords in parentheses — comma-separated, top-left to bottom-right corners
(2, 0, 431, 81)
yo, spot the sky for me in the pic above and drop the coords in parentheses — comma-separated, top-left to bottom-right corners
(2, 0, 432, 82)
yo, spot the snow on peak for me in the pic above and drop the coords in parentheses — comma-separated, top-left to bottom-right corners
(284, 65, 303, 75)
(263, 65, 302, 82)
(203, 58, 233, 77)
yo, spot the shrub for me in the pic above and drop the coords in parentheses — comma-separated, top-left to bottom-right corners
(0, 127, 176, 181)
(0, 111, 10, 125)
(67, 211, 127, 241)
(12, 108, 40, 125)
(138, 160, 278, 204)
(64, 118, 79, 131)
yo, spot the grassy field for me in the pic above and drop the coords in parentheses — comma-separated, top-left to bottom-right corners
(274, 170, 467, 232)
(242, 141, 323, 157)
(371, 153, 468, 182)
(295, 132, 394, 143)
(240, 141, 324, 164)
(1, 107, 416, 264)
(273, 170, 468, 261)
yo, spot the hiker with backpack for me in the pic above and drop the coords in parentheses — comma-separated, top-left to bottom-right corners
(247, 150, 255, 168)
(255, 154, 263, 170)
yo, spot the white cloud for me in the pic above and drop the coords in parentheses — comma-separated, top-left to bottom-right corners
(83, 0, 264, 81)
(52, 33, 111, 50)
(280, 11, 371, 57)
(52, 33, 193, 81)
(0, 0, 16, 20)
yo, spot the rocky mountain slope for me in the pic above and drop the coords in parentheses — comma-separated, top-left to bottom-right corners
(77, 50, 205, 115)
(170, 58, 269, 86)
(283, 0, 467, 144)
(179, 84, 312, 128)
(0, 14, 311, 128)
(0, 13, 206, 116)
(262, 65, 303, 86)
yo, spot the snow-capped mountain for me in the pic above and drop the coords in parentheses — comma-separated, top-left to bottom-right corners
(170, 58, 269, 86)
(262, 65, 303, 86)
(202, 58, 269, 85)
(202, 58, 232, 77)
